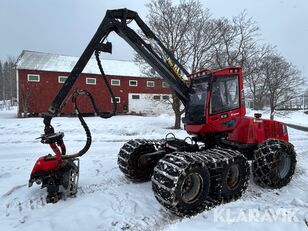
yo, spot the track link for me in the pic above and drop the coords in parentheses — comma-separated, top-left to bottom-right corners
(118, 139, 163, 182)
(152, 148, 250, 216)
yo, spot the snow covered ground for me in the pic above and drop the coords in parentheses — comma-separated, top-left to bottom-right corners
(0, 108, 307, 231)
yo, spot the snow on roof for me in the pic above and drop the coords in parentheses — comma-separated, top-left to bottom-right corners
(16, 50, 147, 78)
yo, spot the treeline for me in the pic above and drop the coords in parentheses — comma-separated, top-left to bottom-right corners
(0, 57, 17, 106)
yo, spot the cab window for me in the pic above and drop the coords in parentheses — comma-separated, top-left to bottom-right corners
(210, 75, 239, 114)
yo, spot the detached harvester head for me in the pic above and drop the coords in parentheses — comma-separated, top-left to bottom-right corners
(29, 132, 79, 203)
(29, 90, 94, 202)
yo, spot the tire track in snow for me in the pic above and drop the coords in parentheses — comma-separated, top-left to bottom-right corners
(2, 150, 307, 230)
(1, 174, 178, 230)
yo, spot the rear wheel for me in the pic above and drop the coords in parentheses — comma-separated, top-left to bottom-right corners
(117, 139, 160, 182)
(252, 139, 296, 188)
(152, 152, 212, 216)
(209, 149, 250, 202)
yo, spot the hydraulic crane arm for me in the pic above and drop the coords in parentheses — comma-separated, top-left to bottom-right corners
(29, 9, 193, 203)
(46, 8, 190, 121)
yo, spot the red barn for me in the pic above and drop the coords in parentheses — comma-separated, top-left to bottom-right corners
(16, 50, 172, 117)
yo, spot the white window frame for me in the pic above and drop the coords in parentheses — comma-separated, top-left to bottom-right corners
(58, 76, 68, 83)
(147, 81, 155, 88)
(162, 81, 169, 88)
(86, 77, 96, 85)
(111, 97, 121, 103)
(129, 80, 138, 87)
(27, 74, 40, 82)
(111, 79, 121, 86)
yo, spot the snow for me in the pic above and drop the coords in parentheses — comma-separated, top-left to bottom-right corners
(0, 108, 308, 231)
(16, 50, 147, 78)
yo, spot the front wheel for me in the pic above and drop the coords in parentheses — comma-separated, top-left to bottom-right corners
(252, 139, 296, 189)
(117, 139, 160, 182)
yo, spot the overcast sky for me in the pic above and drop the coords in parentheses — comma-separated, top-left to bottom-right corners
(0, 0, 307, 78)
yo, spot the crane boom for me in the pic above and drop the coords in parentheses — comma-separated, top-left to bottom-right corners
(46, 8, 189, 118)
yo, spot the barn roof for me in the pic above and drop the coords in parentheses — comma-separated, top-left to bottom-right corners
(16, 50, 147, 78)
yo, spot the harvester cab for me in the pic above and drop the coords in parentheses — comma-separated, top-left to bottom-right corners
(184, 67, 245, 136)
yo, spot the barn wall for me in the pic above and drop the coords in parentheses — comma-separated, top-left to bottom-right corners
(18, 69, 172, 116)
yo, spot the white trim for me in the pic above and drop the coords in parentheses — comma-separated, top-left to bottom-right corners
(147, 81, 155, 87)
(86, 77, 96, 85)
(58, 76, 68, 83)
(111, 79, 121, 86)
(129, 80, 138, 87)
(27, 74, 40, 82)
(111, 97, 121, 103)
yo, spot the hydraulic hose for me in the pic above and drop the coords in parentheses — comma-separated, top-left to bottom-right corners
(61, 90, 92, 159)
(61, 49, 118, 159)
(95, 49, 118, 118)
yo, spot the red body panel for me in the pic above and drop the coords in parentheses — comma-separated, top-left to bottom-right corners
(227, 116, 288, 144)
(31, 143, 63, 175)
(31, 156, 60, 175)
(185, 108, 243, 134)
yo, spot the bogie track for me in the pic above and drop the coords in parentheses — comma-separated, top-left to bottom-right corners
(117, 137, 297, 217)
(151, 148, 250, 216)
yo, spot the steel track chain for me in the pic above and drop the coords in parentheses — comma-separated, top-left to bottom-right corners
(117, 139, 164, 181)
(152, 148, 250, 216)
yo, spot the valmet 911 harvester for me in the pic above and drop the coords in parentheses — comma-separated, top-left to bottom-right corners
(29, 9, 297, 216)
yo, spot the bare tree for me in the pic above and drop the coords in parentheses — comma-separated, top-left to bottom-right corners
(244, 44, 275, 109)
(262, 54, 303, 119)
(187, 9, 220, 71)
(135, 0, 212, 129)
(18, 83, 31, 117)
(209, 11, 259, 69)
(135, 0, 301, 125)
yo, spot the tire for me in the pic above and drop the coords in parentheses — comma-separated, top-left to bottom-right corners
(117, 139, 159, 182)
(252, 139, 296, 189)
(152, 152, 212, 216)
(209, 149, 250, 202)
